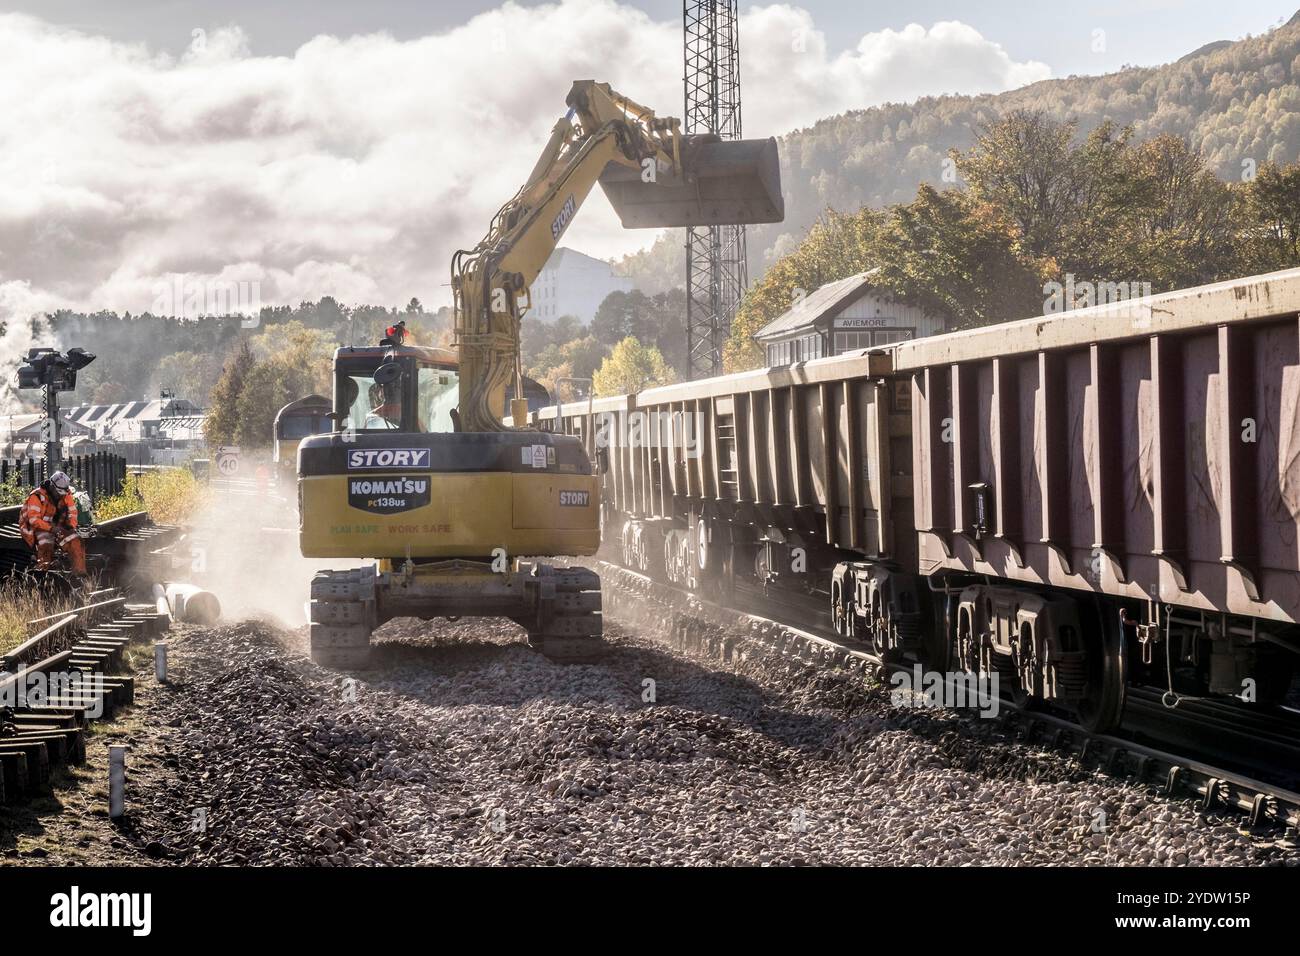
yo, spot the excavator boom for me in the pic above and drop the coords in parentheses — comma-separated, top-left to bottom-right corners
(452, 80, 782, 432)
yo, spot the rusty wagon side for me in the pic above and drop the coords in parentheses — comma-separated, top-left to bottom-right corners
(899, 269, 1300, 626)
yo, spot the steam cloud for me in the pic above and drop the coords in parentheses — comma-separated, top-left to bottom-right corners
(0, 282, 61, 416)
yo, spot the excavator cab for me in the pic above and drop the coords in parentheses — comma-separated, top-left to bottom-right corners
(333, 345, 460, 435)
(298, 334, 602, 668)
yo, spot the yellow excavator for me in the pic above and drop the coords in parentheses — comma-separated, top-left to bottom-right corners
(296, 80, 782, 667)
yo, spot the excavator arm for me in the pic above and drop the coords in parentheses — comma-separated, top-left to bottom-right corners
(451, 79, 782, 432)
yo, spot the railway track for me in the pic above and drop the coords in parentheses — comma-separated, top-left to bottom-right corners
(0, 592, 168, 804)
(0, 507, 182, 583)
(595, 558, 1300, 835)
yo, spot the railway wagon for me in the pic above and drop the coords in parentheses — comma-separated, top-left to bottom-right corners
(533, 268, 1300, 733)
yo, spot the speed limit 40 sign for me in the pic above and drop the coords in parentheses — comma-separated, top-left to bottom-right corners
(216, 446, 241, 477)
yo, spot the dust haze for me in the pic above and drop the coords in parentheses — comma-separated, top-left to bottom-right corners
(184, 460, 363, 628)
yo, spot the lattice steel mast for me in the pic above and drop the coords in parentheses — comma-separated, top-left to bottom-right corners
(684, 0, 746, 378)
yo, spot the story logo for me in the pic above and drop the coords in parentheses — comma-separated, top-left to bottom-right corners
(551, 194, 577, 240)
(346, 448, 430, 469)
(49, 886, 152, 937)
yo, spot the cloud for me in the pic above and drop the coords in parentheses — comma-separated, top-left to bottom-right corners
(0, 281, 62, 414)
(0, 2, 1050, 316)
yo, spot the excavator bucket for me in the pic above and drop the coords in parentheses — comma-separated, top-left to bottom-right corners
(600, 134, 783, 228)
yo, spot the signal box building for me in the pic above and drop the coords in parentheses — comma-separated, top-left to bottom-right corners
(753, 271, 946, 366)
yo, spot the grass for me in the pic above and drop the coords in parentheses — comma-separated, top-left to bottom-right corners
(0, 471, 26, 507)
(0, 581, 75, 656)
(95, 468, 207, 526)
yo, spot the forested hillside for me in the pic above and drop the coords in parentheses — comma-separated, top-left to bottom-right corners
(723, 111, 1300, 370)
(621, 14, 1300, 290)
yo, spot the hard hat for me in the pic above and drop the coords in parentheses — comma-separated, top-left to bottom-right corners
(49, 470, 70, 492)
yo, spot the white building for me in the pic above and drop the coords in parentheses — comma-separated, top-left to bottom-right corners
(531, 247, 633, 324)
(753, 270, 947, 366)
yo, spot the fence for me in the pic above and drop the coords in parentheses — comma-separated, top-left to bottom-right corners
(1, 452, 128, 503)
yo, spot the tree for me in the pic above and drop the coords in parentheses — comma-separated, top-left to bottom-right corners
(874, 185, 1050, 328)
(521, 313, 584, 366)
(954, 110, 1079, 259)
(614, 233, 686, 295)
(592, 338, 676, 396)
(250, 320, 332, 396)
(204, 340, 255, 446)
(527, 334, 610, 395)
(1123, 134, 1244, 288)
(151, 350, 222, 404)
(90, 381, 132, 405)
(1243, 160, 1300, 269)
(591, 289, 689, 376)
(233, 358, 305, 447)
(563, 336, 607, 381)
(724, 208, 885, 371)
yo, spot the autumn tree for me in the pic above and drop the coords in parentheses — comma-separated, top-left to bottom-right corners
(724, 208, 885, 371)
(233, 358, 308, 448)
(1124, 134, 1244, 288)
(955, 110, 1080, 260)
(1242, 160, 1300, 269)
(874, 185, 1050, 328)
(592, 337, 676, 396)
(204, 339, 255, 446)
(250, 320, 333, 396)
(529, 335, 608, 395)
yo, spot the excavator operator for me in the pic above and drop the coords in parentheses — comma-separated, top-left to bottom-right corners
(19, 470, 87, 575)
(364, 382, 402, 429)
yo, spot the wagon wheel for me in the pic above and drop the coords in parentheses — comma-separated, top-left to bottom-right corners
(1076, 599, 1127, 733)
(1009, 622, 1038, 709)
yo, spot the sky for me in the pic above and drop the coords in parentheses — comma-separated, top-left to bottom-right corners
(0, 0, 1294, 323)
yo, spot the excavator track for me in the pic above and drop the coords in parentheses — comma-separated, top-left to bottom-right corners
(525, 565, 604, 664)
(308, 563, 604, 668)
(309, 568, 377, 669)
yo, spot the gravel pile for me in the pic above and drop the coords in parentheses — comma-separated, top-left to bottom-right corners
(124, 606, 1300, 866)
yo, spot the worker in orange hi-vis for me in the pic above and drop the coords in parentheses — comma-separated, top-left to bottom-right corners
(18, 470, 87, 575)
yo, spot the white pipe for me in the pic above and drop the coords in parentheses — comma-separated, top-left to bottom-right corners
(151, 582, 222, 625)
